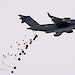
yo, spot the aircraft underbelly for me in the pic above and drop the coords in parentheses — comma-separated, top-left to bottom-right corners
(55, 26, 73, 32)
(38, 25, 49, 31)
(41, 26, 54, 32)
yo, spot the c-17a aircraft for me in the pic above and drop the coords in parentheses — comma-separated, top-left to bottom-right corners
(18, 13, 75, 36)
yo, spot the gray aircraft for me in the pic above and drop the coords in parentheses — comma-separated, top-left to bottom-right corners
(18, 13, 75, 36)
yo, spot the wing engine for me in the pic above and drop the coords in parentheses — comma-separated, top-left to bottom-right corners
(54, 32, 63, 36)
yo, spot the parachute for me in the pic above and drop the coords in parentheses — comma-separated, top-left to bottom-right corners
(0, 33, 38, 74)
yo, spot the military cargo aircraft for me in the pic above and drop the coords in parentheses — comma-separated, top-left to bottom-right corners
(18, 13, 75, 36)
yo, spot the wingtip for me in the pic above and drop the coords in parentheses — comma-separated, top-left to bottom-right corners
(47, 13, 53, 18)
(47, 12, 50, 16)
(47, 12, 49, 14)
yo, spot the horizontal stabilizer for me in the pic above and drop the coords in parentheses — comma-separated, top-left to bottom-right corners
(19, 15, 39, 27)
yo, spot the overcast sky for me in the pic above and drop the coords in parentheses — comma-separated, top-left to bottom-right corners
(0, 0, 75, 75)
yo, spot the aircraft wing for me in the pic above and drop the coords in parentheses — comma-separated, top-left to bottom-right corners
(47, 13, 70, 27)
(47, 12, 62, 24)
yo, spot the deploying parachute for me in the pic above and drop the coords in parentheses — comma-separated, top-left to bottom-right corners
(0, 33, 38, 74)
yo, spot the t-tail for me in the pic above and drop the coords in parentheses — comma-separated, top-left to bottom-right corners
(18, 15, 40, 30)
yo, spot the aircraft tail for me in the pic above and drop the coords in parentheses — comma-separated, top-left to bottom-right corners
(18, 15, 39, 27)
